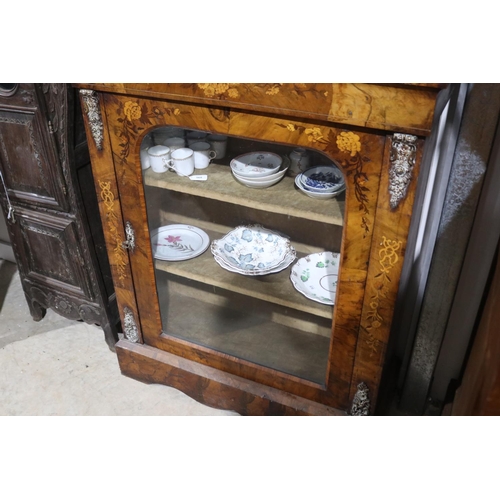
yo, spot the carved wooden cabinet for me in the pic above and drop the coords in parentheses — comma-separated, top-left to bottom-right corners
(0, 84, 119, 349)
(76, 83, 443, 415)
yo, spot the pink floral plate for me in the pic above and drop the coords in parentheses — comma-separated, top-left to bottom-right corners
(151, 224, 210, 261)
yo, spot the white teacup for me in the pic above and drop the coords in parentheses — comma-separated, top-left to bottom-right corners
(164, 136, 186, 151)
(165, 148, 195, 177)
(207, 134, 228, 159)
(190, 141, 217, 169)
(147, 145, 171, 173)
(186, 131, 208, 146)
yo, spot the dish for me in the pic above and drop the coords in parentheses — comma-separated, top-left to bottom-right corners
(230, 152, 282, 178)
(151, 224, 210, 261)
(211, 225, 296, 275)
(289, 252, 340, 305)
(294, 175, 346, 199)
(232, 157, 290, 188)
(213, 248, 296, 276)
(301, 165, 344, 192)
(233, 173, 285, 189)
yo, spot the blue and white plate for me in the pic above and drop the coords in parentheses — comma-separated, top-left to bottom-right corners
(300, 165, 344, 193)
(295, 175, 345, 199)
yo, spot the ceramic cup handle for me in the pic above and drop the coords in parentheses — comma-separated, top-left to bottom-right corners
(209, 150, 217, 160)
(165, 159, 191, 178)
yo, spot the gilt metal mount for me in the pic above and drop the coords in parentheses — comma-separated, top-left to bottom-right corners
(389, 133, 417, 210)
(122, 221, 135, 252)
(350, 382, 371, 416)
(123, 307, 139, 342)
(80, 89, 104, 150)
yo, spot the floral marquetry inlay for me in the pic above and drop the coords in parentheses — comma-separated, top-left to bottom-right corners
(113, 99, 181, 162)
(365, 236, 402, 356)
(197, 84, 240, 98)
(99, 180, 128, 287)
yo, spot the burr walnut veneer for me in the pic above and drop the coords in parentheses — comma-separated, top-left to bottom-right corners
(76, 83, 444, 415)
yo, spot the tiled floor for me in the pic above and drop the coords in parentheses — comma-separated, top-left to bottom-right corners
(0, 259, 238, 416)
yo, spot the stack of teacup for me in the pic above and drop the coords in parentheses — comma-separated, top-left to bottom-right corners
(140, 127, 228, 177)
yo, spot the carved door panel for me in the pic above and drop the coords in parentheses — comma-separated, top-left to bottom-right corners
(0, 84, 68, 212)
(7, 207, 93, 300)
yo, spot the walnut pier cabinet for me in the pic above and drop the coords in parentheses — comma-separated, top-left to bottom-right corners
(76, 83, 443, 415)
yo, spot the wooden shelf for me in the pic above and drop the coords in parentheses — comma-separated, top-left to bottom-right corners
(154, 233, 334, 320)
(143, 163, 345, 226)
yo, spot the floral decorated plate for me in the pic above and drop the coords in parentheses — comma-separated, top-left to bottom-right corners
(211, 225, 295, 275)
(300, 165, 345, 192)
(213, 248, 296, 276)
(230, 152, 282, 178)
(289, 252, 340, 305)
(151, 224, 210, 261)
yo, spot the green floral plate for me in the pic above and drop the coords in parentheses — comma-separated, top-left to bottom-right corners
(289, 251, 340, 305)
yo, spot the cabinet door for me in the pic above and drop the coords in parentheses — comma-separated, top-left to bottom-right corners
(0, 84, 68, 212)
(7, 207, 93, 300)
(98, 93, 395, 410)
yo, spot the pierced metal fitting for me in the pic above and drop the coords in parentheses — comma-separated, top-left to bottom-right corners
(389, 133, 417, 210)
(350, 382, 371, 416)
(80, 89, 104, 150)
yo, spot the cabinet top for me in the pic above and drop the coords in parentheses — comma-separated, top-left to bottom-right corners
(74, 83, 446, 136)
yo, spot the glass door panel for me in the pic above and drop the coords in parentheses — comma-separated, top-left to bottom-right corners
(141, 126, 345, 385)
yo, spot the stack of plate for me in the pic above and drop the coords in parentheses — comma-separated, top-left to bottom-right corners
(230, 152, 289, 189)
(211, 225, 296, 276)
(295, 165, 345, 199)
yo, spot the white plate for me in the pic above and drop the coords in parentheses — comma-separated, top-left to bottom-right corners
(290, 252, 340, 305)
(230, 152, 282, 178)
(211, 225, 295, 275)
(151, 224, 210, 261)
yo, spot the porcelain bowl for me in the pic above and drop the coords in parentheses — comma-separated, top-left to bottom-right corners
(295, 175, 345, 199)
(300, 165, 345, 193)
(230, 151, 282, 178)
(233, 173, 285, 189)
(233, 156, 289, 181)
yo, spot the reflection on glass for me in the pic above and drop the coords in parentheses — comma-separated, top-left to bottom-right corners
(141, 126, 345, 385)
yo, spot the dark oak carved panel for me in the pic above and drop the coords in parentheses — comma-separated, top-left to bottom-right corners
(0, 83, 119, 349)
